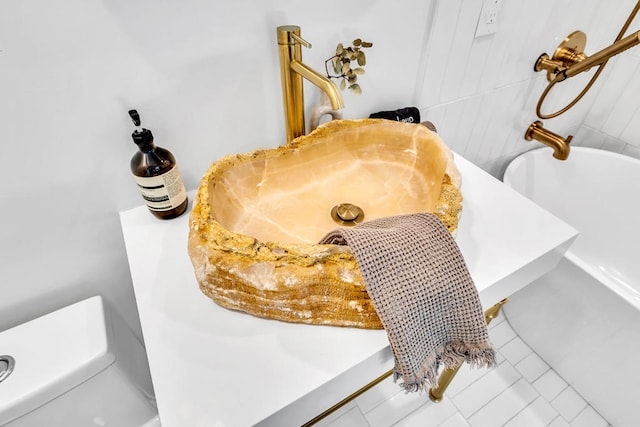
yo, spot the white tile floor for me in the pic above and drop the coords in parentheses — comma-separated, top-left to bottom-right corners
(315, 315, 610, 427)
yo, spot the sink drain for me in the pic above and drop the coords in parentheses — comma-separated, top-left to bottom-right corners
(331, 203, 364, 226)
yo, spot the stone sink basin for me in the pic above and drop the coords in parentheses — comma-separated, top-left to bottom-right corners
(188, 119, 462, 328)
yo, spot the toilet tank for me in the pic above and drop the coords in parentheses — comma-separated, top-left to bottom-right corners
(0, 296, 158, 426)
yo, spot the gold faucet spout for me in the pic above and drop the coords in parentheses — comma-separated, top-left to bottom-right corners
(560, 30, 640, 80)
(525, 121, 572, 160)
(277, 25, 344, 144)
(290, 60, 344, 110)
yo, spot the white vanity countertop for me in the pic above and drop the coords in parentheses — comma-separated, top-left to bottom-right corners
(120, 153, 577, 427)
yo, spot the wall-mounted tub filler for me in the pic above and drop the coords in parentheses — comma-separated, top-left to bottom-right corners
(0, 296, 159, 427)
(277, 25, 344, 143)
(525, 0, 640, 159)
(533, 0, 640, 119)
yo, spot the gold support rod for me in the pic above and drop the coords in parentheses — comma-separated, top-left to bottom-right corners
(301, 368, 394, 427)
(428, 298, 508, 402)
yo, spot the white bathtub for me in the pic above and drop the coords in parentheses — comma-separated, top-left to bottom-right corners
(503, 146, 640, 427)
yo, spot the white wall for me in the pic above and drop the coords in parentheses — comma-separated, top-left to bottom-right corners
(579, 5, 640, 157)
(416, 0, 640, 176)
(1, 0, 639, 339)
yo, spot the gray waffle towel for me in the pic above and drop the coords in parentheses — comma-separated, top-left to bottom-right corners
(319, 213, 496, 391)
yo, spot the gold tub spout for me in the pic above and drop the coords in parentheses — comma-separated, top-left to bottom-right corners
(277, 25, 345, 143)
(525, 121, 572, 160)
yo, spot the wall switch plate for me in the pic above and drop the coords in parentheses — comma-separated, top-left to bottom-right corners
(475, 0, 501, 38)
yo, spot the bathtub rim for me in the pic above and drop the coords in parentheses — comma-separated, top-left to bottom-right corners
(504, 146, 640, 312)
(503, 146, 640, 188)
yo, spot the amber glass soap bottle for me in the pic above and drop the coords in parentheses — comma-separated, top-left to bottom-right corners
(129, 109, 188, 219)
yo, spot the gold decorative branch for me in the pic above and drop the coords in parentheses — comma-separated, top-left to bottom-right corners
(324, 38, 373, 94)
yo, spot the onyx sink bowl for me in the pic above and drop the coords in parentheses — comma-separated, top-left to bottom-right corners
(188, 119, 462, 328)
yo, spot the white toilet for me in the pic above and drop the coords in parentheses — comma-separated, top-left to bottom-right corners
(0, 296, 160, 426)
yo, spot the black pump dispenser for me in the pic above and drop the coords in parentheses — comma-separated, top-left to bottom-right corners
(128, 109, 188, 219)
(129, 110, 155, 148)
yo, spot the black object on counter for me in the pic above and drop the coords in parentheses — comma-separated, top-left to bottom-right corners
(369, 107, 420, 124)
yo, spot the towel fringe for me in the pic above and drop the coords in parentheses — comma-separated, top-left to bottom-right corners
(394, 341, 496, 392)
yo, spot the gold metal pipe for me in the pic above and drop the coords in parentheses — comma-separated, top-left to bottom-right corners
(525, 121, 572, 160)
(301, 367, 394, 427)
(428, 298, 508, 403)
(427, 365, 462, 403)
(277, 25, 344, 144)
(484, 298, 509, 324)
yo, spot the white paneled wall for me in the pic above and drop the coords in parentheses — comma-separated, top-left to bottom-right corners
(416, 0, 640, 176)
(1, 0, 639, 340)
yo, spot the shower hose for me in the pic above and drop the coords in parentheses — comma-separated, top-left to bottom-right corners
(536, 0, 640, 119)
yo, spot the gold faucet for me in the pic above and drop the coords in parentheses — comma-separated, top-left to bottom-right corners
(277, 25, 344, 143)
(525, 121, 572, 160)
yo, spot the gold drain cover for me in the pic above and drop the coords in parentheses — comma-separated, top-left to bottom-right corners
(331, 203, 364, 226)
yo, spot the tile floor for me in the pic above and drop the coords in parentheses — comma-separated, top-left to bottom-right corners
(316, 315, 610, 427)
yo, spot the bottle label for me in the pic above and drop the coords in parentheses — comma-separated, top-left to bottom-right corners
(134, 166, 187, 212)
